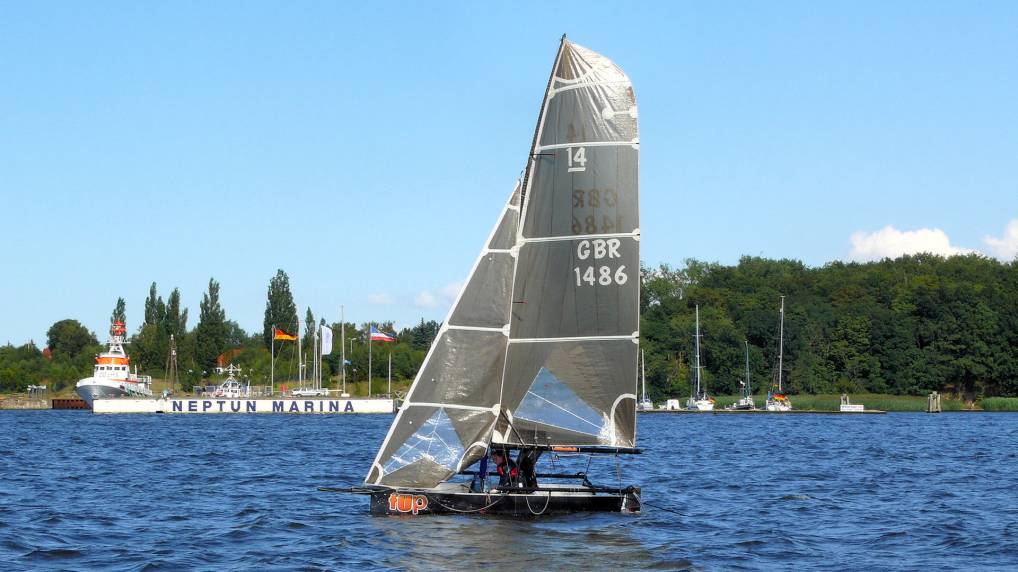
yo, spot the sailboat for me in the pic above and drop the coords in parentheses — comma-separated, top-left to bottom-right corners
(353, 36, 642, 516)
(727, 340, 756, 410)
(765, 296, 792, 412)
(638, 349, 654, 411)
(686, 305, 715, 411)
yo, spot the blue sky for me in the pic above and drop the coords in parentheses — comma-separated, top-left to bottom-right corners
(2, 1, 1017, 345)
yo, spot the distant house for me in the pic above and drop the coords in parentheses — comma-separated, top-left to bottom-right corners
(42, 347, 52, 359)
(214, 348, 244, 373)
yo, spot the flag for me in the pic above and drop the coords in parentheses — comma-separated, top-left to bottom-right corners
(273, 327, 297, 341)
(320, 325, 333, 355)
(370, 325, 396, 342)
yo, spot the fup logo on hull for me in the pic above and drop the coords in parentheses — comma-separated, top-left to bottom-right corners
(388, 493, 428, 515)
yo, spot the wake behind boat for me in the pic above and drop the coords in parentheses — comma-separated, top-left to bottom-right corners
(340, 36, 643, 516)
(75, 321, 152, 407)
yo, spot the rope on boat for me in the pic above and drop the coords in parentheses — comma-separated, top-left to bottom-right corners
(524, 491, 552, 516)
(428, 490, 509, 514)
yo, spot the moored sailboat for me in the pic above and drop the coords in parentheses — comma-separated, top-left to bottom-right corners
(727, 340, 756, 410)
(638, 349, 654, 411)
(686, 305, 715, 411)
(349, 36, 642, 516)
(765, 296, 792, 412)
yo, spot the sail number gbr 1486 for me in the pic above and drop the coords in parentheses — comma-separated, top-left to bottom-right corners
(574, 238, 628, 287)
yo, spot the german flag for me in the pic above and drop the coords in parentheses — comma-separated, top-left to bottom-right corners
(273, 327, 297, 341)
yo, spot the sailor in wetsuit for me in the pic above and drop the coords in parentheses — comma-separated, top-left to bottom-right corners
(490, 449, 519, 488)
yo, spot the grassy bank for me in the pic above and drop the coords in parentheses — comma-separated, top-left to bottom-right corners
(707, 393, 966, 411)
(978, 397, 1018, 411)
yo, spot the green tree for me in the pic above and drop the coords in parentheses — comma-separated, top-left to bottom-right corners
(143, 282, 166, 327)
(110, 297, 126, 327)
(45, 319, 97, 359)
(194, 278, 227, 375)
(263, 269, 297, 349)
(303, 307, 316, 353)
(163, 288, 188, 338)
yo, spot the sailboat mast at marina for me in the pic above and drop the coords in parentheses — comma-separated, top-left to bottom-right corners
(766, 296, 792, 412)
(727, 340, 757, 410)
(352, 36, 643, 515)
(685, 305, 715, 411)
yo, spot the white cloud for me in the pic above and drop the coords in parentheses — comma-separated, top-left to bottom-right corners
(367, 293, 393, 305)
(983, 219, 1018, 261)
(848, 225, 979, 262)
(414, 290, 438, 309)
(414, 282, 462, 310)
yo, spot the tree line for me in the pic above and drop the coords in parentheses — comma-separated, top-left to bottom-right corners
(0, 269, 441, 393)
(641, 254, 1018, 403)
(4, 255, 1016, 400)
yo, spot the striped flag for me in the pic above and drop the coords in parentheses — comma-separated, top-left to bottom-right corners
(370, 325, 396, 342)
(273, 327, 297, 341)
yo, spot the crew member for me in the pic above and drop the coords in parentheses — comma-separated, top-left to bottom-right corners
(490, 449, 519, 488)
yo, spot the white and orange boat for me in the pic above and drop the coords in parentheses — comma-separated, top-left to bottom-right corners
(75, 321, 152, 407)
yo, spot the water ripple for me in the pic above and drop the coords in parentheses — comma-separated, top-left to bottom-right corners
(1, 412, 1017, 570)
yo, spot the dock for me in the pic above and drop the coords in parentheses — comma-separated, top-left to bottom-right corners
(92, 397, 396, 414)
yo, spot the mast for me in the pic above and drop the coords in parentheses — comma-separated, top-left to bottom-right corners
(297, 316, 303, 387)
(777, 296, 785, 392)
(744, 340, 750, 397)
(494, 35, 567, 414)
(270, 324, 275, 395)
(340, 305, 346, 395)
(640, 348, 647, 403)
(517, 34, 568, 214)
(387, 351, 392, 397)
(694, 305, 702, 399)
(165, 334, 178, 393)
(372, 321, 376, 396)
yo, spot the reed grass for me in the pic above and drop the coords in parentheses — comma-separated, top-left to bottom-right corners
(978, 397, 1018, 411)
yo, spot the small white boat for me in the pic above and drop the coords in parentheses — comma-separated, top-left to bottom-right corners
(765, 296, 793, 412)
(727, 340, 756, 410)
(76, 321, 152, 407)
(686, 305, 715, 411)
(638, 349, 654, 411)
(211, 365, 250, 398)
(292, 388, 330, 397)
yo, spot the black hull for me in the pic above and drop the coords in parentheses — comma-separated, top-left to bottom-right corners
(369, 486, 641, 517)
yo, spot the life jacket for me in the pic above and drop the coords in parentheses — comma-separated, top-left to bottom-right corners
(496, 460, 519, 479)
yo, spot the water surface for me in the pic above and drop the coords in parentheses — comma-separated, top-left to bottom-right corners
(2, 411, 1016, 570)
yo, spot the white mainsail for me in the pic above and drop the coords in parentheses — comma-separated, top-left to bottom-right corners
(366, 37, 639, 489)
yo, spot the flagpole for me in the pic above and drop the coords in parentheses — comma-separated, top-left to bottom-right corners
(340, 305, 346, 396)
(372, 321, 376, 396)
(297, 315, 302, 388)
(270, 324, 275, 396)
